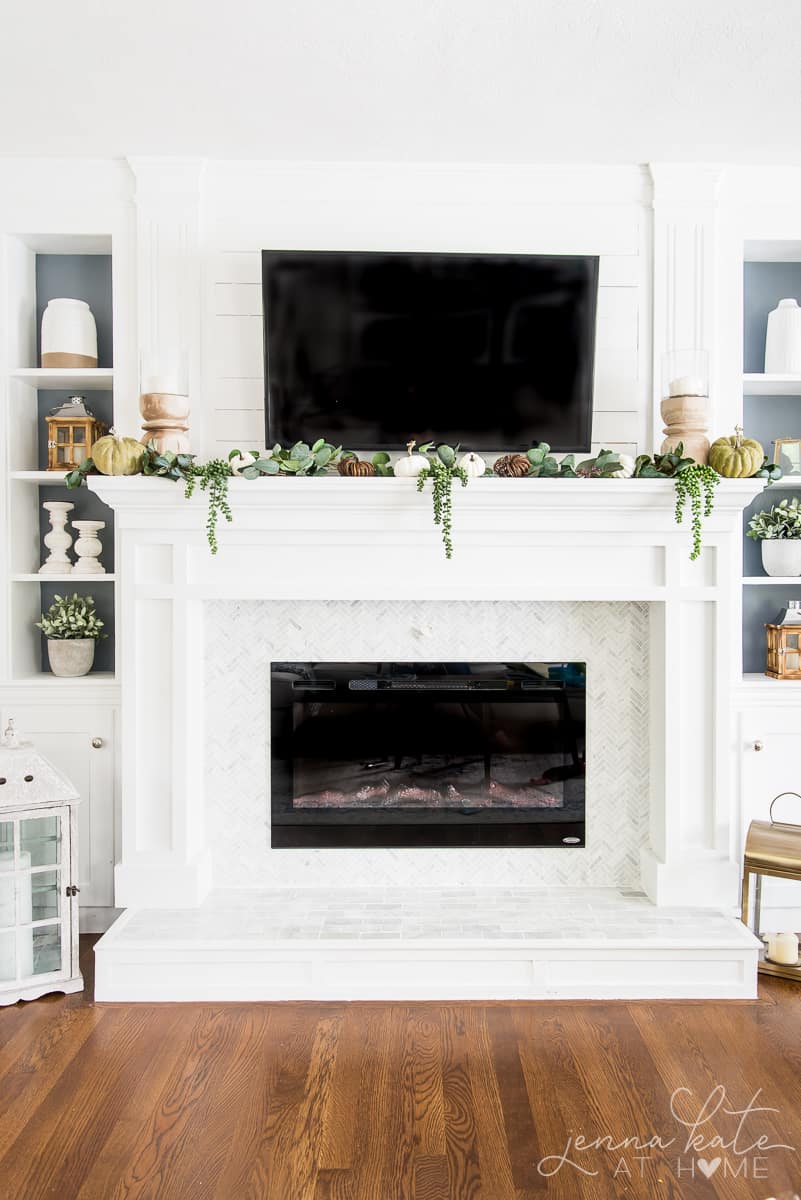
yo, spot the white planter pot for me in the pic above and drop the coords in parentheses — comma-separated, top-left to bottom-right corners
(765, 298, 801, 374)
(46, 638, 95, 677)
(761, 539, 801, 577)
(41, 298, 98, 368)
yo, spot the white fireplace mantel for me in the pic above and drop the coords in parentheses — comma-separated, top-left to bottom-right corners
(90, 475, 762, 912)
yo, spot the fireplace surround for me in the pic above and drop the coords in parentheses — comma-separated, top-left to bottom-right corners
(90, 475, 763, 1000)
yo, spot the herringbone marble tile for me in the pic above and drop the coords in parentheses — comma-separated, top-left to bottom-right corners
(205, 600, 650, 889)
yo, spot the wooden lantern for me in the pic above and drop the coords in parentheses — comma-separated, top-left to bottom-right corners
(741, 793, 801, 983)
(765, 622, 801, 679)
(46, 396, 105, 472)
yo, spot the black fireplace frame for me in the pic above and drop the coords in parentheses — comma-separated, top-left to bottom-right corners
(270, 662, 586, 849)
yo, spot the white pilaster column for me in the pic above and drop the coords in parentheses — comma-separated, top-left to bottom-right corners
(650, 164, 724, 444)
(640, 518, 745, 909)
(113, 525, 211, 907)
(127, 157, 205, 452)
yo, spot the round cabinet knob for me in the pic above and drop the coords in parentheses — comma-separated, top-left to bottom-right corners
(91, 737, 103, 749)
(754, 740, 764, 752)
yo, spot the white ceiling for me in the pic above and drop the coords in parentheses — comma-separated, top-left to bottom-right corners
(1, 0, 798, 163)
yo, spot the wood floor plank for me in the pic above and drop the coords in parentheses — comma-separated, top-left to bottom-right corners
(465, 1005, 518, 1200)
(222, 1002, 325, 1199)
(441, 1006, 481, 1200)
(513, 1008, 617, 1200)
(209, 1004, 310, 1199)
(485, 1005, 542, 1192)
(270, 1010, 343, 1200)
(318, 1003, 365, 1171)
(347, 1006, 406, 1198)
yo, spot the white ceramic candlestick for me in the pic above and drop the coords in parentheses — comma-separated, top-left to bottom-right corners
(71, 520, 106, 575)
(39, 501, 75, 575)
(766, 931, 799, 965)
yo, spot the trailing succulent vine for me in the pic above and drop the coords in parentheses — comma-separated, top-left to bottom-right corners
(183, 459, 233, 554)
(415, 444, 469, 560)
(673, 464, 719, 560)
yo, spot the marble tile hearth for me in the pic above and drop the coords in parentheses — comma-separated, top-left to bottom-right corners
(95, 887, 760, 1002)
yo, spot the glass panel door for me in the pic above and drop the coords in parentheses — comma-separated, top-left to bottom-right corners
(0, 820, 15, 981)
(0, 809, 71, 983)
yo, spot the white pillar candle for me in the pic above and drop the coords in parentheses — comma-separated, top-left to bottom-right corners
(766, 931, 799, 965)
(669, 375, 706, 398)
(141, 375, 186, 396)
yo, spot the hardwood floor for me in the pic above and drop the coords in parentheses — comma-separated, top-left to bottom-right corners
(1, 938, 800, 1199)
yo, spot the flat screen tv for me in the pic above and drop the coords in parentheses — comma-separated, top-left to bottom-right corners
(262, 250, 598, 452)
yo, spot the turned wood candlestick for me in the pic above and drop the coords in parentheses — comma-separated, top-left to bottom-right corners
(660, 392, 710, 464)
(139, 392, 191, 454)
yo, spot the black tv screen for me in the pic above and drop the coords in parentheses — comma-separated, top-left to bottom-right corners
(262, 250, 598, 452)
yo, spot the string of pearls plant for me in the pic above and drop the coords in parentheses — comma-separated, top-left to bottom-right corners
(414, 445, 469, 560)
(673, 464, 720, 561)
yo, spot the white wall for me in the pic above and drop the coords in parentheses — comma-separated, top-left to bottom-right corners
(2, 1, 799, 165)
(201, 162, 652, 459)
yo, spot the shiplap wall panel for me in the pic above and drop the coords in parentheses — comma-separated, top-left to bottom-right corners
(205, 228, 647, 456)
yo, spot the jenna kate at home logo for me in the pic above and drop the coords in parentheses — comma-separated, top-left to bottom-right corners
(536, 1085, 796, 1185)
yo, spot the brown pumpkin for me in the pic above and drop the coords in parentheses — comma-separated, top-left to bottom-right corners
(493, 453, 530, 478)
(338, 456, 376, 477)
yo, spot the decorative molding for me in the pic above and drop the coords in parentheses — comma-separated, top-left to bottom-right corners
(650, 163, 724, 441)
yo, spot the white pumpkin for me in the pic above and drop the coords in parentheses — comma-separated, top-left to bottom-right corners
(394, 440, 430, 478)
(458, 451, 486, 478)
(229, 449, 271, 475)
(611, 454, 635, 479)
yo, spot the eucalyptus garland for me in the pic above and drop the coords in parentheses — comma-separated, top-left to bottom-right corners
(65, 432, 773, 563)
(416, 446, 468, 559)
(673, 464, 719, 561)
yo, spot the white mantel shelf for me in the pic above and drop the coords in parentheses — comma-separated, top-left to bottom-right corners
(90, 474, 761, 514)
(89, 475, 763, 600)
(92, 472, 762, 1000)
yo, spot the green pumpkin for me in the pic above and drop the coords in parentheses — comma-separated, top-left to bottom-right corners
(708, 427, 764, 479)
(91, 433, 147, 476)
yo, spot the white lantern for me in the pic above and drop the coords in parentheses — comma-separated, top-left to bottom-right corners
(0, 721, 83, 1005)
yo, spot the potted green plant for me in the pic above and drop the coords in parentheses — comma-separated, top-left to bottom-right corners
(747, 497, 801, 576)
(36, 593, 106, 677)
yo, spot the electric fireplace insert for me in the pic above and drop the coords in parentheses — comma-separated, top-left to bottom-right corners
(270, 662, 586, 848)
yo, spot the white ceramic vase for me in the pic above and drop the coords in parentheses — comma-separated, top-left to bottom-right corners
(41, 298, 98, 368)
(47, 638, 95, 678)
(765, 298, 801, 374)
(761, 539, 801, 577)
(39, 501, 74, 575)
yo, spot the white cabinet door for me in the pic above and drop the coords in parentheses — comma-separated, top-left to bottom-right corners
(0, 703, 116, 909)
(740, 706, 801, 929)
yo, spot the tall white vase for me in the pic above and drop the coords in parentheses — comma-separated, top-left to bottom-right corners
(765, 298, 801, 374)
(71, 521, 106, 575)
(41, 298, 98, 369)
(39, 502, 74, 575)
